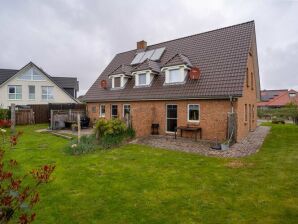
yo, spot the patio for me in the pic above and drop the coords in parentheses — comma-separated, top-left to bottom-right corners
(134, 126, 271, 158)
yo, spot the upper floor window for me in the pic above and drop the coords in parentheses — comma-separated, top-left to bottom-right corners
(169, 69, 182, 83)
(42, 86, 54, 100)
(246, 68, 249, 87)
(133, 72, 152, 87)
(188, 104, 200, 122)
(99, 104, 105, 117)
(138, 73, 147, 85)
(289, 93, 296, 98)
(8, 85, 22, 100)
(28, 85, 35, 100)
(251, 72, 254, 90)
(18, 68, 46, 81)
(114, 77, 121, 88)
(111, 75, 128, 89)
(162, 65, 188, 84)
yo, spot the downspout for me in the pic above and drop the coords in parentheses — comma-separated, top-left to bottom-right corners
(229, 95, 234, 113)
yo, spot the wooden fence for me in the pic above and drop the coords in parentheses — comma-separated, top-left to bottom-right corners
(15, 109, 35, 125)
(11, 103, 86, 125)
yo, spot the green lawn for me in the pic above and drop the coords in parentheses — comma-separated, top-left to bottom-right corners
(3, 124, 298, 223)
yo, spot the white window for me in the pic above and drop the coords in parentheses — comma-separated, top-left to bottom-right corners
(289, 93, 296, 98)
(28, 85, 35, 100)
(123, 104, 131, 117)
(8, 85, 22, 100)
(99, 104, 105, 117)
(42, 86, 54, 100)
(18, 68, 46, 81)
(138, 73, 147, 85)
(111, 105, 118, 118)
(188, 104, 200, 122)
(111, 75, 128, 89)
(114, 77, 121, 88)
(163, 66, 188, 84)
(169, 69, 183, 83)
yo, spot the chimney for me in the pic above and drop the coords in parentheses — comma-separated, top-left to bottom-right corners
(137, 40, 147, 50)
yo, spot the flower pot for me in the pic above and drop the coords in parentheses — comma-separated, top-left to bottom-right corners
(221, 143, 229, 150)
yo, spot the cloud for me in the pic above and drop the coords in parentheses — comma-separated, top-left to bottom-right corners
(0, 0, 297, 95)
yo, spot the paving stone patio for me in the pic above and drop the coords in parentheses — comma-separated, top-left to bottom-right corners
(134, 126, 271, 158)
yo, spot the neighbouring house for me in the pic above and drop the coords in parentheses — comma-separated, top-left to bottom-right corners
(0, 61, 80, 108)
(257, 89, 298, 109)
(84, 21, 260, 142)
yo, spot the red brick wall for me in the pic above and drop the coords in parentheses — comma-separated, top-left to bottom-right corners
(235, 50, 258, 141)
(87, 99, 232, 141)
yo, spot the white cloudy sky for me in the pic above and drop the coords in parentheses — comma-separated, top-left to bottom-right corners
(0, 0, 297, 95)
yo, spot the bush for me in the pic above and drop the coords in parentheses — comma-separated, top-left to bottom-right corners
(66, 135, 98, 155)
(0, 119, 11, 128)
(94, 118, 127, 138)
(0, 109, 11, 120)
(68, 118, 135, 154)
(272, 116, 285, 124)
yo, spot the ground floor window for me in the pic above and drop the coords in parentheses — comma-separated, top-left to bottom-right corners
(123, 104, 131, 118)
(166, 104, 177, 132)
(111, 105, 118, 118)
(8, 85, 22, 100)
(188, 104, 200, 122)
(245, 104, 248, 122)
(92, 106, 96, 113)
(99, 104, 105, 117)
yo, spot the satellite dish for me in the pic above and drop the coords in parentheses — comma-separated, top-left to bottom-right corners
(100, 80, 107, 89)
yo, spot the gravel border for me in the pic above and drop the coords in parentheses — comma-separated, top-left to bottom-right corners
(134, 126, 271, 158)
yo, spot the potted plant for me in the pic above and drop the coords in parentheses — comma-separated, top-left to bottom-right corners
(71, 123, 78, 132)
(221, 140, 229, 150)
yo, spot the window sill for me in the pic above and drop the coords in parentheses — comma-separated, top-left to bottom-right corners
(134, 84, 151, 88)
(187, 120, 200, 123)
(163, 81, 186, 86)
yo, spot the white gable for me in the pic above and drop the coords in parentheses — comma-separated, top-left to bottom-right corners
(0, 63, 77, 108)
(17, 66, 46, 81)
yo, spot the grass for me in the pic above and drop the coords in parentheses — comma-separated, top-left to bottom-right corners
(2, 123, 298, 223)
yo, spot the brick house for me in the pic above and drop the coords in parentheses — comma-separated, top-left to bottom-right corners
(258, 89, 298, 109)
(84, 21, 260, 142)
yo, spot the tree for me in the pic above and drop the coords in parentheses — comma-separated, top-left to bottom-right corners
(0, 130, 55, 223)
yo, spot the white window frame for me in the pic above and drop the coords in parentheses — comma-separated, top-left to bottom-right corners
(28, 85, 35, 100)
(111, 104, 118, 118)
(99, 104, 105, 117)
(133, 70, 153, 87)
(137, 73, 147, 86)
(18, 68, 46, 81)
(123, 104, 131, 118)
(8, 85, 22, 100)
(110, 74, 128, 89)
(162, 65, 189, 85)
(187, 104, 200, 122)
(41, 86, 54, 100)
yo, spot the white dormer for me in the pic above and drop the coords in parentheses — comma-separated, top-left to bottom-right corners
(133, 70, 154, 87)
(109, 74, 129, 89)
(161, 65, 190, 85)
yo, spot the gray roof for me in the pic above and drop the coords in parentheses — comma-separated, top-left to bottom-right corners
(84, 21, 259, 102)
(52, 77, 79, 91)
(133, 59, 161, 73)
(0, 69, 19, 85)
(260, 89, 288, 102)
(164, 53, 193, 67)
(0, 65, 78, 91)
